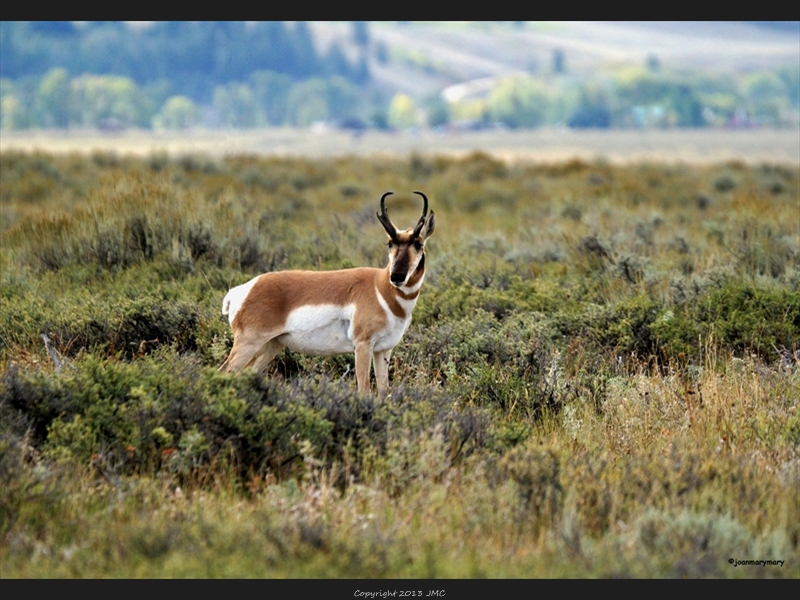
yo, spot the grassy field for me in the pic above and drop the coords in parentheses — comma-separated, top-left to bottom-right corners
(2, 127, 799, 165)
(0, 145, 798, 578)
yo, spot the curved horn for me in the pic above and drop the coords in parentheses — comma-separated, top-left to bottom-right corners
(411, 191, 429, 237)
(377, 191, 397, 238)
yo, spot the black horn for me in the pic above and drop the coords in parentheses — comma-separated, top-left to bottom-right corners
(377, 191, 397, 239)
(412, 191, 429, 237)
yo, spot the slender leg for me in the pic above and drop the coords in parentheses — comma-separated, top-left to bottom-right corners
(251, 339, 285, 377)
(354, 341, 374, 394)
(373, 348, 393, 398)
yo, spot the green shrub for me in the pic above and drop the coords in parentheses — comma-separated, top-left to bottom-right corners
(699, 281, 800, 360)
(0, 353, 491, 486)
(633, 510, 766, 577)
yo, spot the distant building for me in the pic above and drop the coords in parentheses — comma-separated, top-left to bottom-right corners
(441, 76, 521, 104)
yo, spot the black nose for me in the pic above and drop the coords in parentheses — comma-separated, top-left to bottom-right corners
(391, 274, 405, 285)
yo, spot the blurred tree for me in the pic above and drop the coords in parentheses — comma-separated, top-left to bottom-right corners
(213, 83, 258, 128)
(8, 21, 795, 132)
(1, 76, 37, 128)
(1, 21, 359, 106)
(686, 72, 740, 125)
(283, 76, 362, 126)
(668, 85, 705, 127)
(449, 98, 488, 125)
(615, 67, 673, 105)
(1, 93, 25, 129)
(0, 77, 15, 130)
(367, 90, 390, 130)
(776, 65, 799, 107)
(488, 76, 548, 128)
(36, 68, 70, 128)
(568, 84, 611, 128)
(741, 71, 788, 125)
(153, 95, 199, 129)
(70, 74, 150, 128)
(142, 79, 175, 118)
(250, 70, 292, 126)
(425, 94, 450, 128)
(387, 93, 417, 129)
(286, 78, 330, 126)
(0, 77, 13, 101)
(325, 76, 361, 122)
(743, 71, 786, 102)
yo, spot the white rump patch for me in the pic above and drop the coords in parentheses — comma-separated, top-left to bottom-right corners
(222, 275, 260, 326)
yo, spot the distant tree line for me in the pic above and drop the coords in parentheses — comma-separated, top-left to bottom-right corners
(0, 21, 368, 100)
(0, 68, 371, 130)
(0, 21, 375, 130)
(1, 21, 797, 132)
(435, 63, 799, 131)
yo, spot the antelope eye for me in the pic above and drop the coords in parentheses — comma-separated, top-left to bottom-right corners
(387, 241, 394, 248)
(414, 241, 423, 251)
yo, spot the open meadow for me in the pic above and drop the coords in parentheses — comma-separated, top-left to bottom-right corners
(2, 126, 800, 165)
(0, 131, 798, 577)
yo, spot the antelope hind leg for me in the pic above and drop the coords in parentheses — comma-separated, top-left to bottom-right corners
(220, 329, 279, 374)
(250, 339, 285, 377)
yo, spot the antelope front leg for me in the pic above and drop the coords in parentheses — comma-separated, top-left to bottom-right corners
(373, 348, 392, 398)
(354, 342, 374, 395)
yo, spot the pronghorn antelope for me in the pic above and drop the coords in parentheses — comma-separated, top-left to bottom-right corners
(220, 191, 435, 396)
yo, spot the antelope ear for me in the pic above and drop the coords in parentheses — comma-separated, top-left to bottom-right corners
(421, 211, 435, 239)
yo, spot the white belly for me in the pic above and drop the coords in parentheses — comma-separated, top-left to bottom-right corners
(278, 304, 356, 356)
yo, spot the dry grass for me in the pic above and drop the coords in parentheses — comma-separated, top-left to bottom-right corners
(0, 150, 797, 577)
(1, 127, 798, 165)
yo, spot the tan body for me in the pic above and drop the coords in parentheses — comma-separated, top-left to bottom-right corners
(220, 192, 434, 396)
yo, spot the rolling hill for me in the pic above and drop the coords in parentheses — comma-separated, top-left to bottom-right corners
(310, 21, 800, 100)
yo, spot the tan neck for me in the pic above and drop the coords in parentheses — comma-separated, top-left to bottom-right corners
(377, 256, 425, 318)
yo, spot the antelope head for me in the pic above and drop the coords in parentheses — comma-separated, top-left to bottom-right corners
(377, 191, 436, 287)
